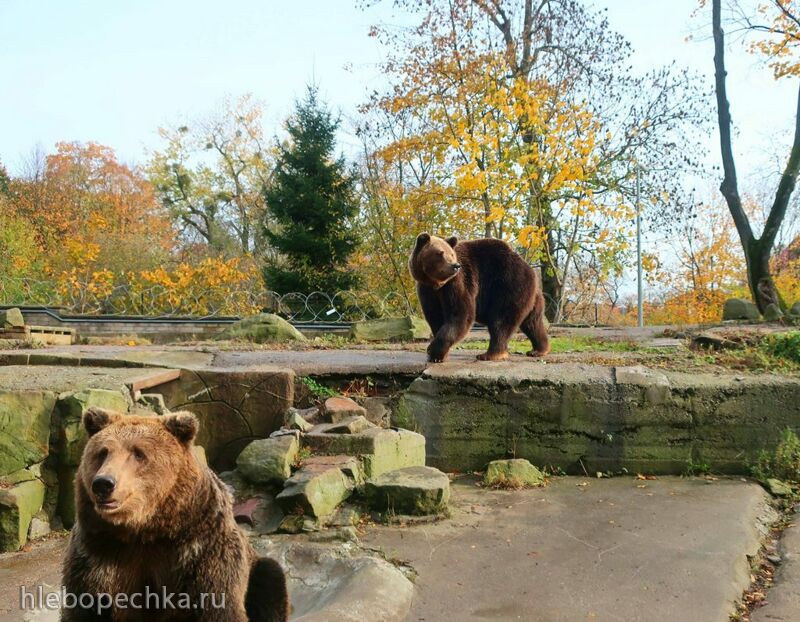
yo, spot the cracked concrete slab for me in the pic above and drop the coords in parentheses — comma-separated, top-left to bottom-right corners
(0, 477, 777, 622)
(360, 476, 773, 622)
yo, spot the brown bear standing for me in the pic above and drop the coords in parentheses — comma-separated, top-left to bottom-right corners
(62, 408, 288, 621)
(409, 233, 550, 362)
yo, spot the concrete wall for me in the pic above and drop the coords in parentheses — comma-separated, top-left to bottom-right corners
(395, 362, 800, 475)
(3, 307, 235, 342)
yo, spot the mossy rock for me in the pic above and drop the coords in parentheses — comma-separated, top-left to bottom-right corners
(764, 303, 784, 322)
(349, 316, 431, 342)
(722, 298, 760, 321)
(0, 478, 45, 551)
(0, 391, 57, 476)
(215, 313, 306, 343)
(236, 435, 299, 484)
(365, 466, 450, 515)
(56, 389, 130, 467)
(0, 308, 24, 328)
(484, 459, 545, 488)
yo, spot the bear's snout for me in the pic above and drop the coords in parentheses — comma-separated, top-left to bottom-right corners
(451, 262, 461, 272)
(92, 474, 116, 500)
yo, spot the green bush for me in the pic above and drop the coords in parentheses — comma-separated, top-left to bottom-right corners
(761, 331, 800, 364)
(752, 428, 800, 483)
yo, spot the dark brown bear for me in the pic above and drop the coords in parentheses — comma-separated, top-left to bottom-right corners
(62, 408, 288, 622)
(409, 233, 549, 362)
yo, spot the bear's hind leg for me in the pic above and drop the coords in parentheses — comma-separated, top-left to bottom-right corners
(520, 293, 550, 357)
(477, 321, 515, 361)
(246, 558, 289, 622)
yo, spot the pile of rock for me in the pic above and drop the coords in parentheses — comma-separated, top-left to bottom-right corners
(0, 387, 132, 552)
(723, 297, 800, 323)
(0, 387, 210, 552)
(229, 396, 450, 534)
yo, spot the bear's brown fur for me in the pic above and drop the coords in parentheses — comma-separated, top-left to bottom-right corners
(62, 408, 288, 622)
(409, 233, 549, 362)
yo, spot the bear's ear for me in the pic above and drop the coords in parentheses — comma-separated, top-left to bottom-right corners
(163, 412, 199, 446)
(414, 232, 431, 251)
(84, 407, 120, 437)
(446, 236, 458, 248)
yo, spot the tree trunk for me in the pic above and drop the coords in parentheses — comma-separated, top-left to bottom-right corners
(744, 238, 781, 313)
(540, 225, 562, 323)
(712, 0, 800, 313)
(541, 263, 562, 323)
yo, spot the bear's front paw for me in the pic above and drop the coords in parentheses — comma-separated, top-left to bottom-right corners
(427, 342, 449, 363)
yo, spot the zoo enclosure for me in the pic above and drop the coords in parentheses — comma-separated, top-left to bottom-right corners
(0, 276, 618, 328)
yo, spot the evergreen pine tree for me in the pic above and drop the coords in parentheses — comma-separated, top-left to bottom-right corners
(263, 86, 360, 294)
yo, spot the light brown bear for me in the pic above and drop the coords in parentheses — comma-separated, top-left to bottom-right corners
(409, 233, 550, 362)
(62, 407, 288, 621)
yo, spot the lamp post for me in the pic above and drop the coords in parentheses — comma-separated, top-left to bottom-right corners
(636, 167, 643, 328)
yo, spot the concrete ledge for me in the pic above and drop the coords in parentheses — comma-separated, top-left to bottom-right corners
(395, 361, 800, 474)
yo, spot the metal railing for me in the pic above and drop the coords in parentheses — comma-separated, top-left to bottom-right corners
(0, 277, 414, 323)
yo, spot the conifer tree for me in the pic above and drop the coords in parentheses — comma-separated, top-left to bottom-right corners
(264, 87, 359, 294)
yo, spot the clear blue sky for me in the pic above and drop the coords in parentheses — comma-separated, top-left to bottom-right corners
(0, 0, 796, 180)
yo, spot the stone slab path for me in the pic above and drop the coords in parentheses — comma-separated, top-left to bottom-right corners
(0, 477, 779, 622)
(752, 508, 800, 622)
(361, 476, 773, 622)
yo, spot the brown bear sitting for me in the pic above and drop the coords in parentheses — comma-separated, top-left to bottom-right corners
(62, 407, 288, 621)
(409, 233, 550, 362)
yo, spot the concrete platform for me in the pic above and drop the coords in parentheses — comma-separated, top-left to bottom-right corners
(361, 476, 774, 622)
(0, 477, 774, 622)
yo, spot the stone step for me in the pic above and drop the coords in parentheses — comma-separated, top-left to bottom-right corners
(304, 427, 426, 478)
(276, 456, 362, 519)
(236, 435, 299, 484)
(0, 478, 46, 552)
(365, 466, 450, 515)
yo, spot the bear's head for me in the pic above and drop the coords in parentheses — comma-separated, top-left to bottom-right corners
(409, 233, 461, 288)
(78, 408, 201, 528)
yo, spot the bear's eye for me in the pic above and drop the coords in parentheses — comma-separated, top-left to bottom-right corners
(97, 447, 108, 462)
(132, 447, 146, 462)
(437, 251, 445, 257)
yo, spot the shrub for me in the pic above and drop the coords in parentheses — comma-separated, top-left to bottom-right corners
(752, 428, 800, 483)
(761, 331, 800, 364)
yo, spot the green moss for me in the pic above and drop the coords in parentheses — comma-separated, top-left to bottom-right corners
(301, 377, 339, 399)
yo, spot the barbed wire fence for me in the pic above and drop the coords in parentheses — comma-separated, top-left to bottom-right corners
(0, 276, 633, 327)
(0, 277, 416, 324)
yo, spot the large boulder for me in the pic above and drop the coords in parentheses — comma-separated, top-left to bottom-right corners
(764, 303, 784, 322)
(160, 367, 295, 470)
(790, 301, 800, 317)
(365, 466, 450, 515)
(0, 478, 46, 551)
(285, 410, 314, 433)
(349, 316, 431, 342)
(323, 396, 367, 423)
(215, 314, 306, 343)
(56, 389, 130, 467)
(304, 427, 426, 479)
(0, 308, 24, 328)
(484, 459, 545, 488)
(723, 298, 760, 321)
(51, 389, 130, 529)
(325, 416, 376, 435)
(236, 435, 299, 484)
(276, 456, 361, 519)
(0, 391, 57, 476)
